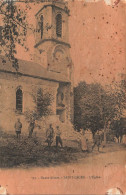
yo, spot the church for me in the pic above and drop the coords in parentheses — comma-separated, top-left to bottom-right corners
(0, 0, 74, 138)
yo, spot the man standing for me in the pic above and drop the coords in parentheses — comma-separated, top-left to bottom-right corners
(92, 130, 101, 152)
(46, 124, 54, 147)
(56, 126, 63, 148)
(15, 118, 22, 139)
(28, 119, 35, 138)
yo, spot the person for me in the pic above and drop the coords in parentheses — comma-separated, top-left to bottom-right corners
(46, 124, 54, 147)
(80, 129, 88, 152)
(28, 119, 35, 138)
(92, 130, 101, 152)
(56, 125, 63, 148)
(15, 118, 22, 139)
(122, 134, 126, 145)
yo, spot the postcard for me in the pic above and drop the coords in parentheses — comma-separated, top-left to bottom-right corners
(0, 0, 126, 194)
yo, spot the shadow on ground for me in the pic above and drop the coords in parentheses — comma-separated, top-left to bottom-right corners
(0, 131, 125, 169)
(0, 133, 85, 168)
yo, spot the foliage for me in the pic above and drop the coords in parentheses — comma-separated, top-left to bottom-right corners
(74, 82, 102, 134)
(0, 133, 125, 168)
(0, 0, 30, 70)
(111, 118, 126, 139)
(74, 81, 126, 135)
(0, 0, 70, 70)
(36, 88, 53, 117)
(24, 88, 53, 122)
(0, 135, 79, 168)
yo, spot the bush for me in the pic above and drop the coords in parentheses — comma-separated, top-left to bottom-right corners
(0, 135, 79, 168)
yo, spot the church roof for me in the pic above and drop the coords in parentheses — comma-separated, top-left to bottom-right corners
(0, 56, 70, 83)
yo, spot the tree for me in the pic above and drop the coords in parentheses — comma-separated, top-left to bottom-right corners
(110, 118, 126, 143)
(109, 79, 126, 142)
(25, 88, 53, 121)
(0, 0, 30, 70)
(74, 81, 126, 139)
(0, 0, 70, 70)
(24, 88, 53, 137)
(74, 82, 103, 134)
(36, 88, 53, 118)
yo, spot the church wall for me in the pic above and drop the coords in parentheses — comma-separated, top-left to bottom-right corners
(0, 1, 75, 142)
(64, 83, 73, 123)
(34, 3, 71, 77)
(35, 6, 53, 43)
(0, 71, 59, 134)
(35, 4, 69, 45)
(36, 41, 71, 76)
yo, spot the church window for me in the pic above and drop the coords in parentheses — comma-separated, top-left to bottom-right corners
(56, 14, 62, 37)
(16, 88, 23, 112)
(40, 15, 43, 39)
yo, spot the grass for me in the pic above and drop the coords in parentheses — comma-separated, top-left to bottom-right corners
(0, 130, 125, 169)
(0, 132, 81, 168)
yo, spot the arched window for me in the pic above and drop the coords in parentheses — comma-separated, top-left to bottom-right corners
(56, 14, 62, 37)
(16, 88, 23, 112)
(40, 15, 43, 39)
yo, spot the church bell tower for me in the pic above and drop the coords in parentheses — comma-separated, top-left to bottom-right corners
(34, 0, 72, 77)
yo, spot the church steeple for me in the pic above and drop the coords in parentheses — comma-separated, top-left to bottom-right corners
(34, 0, 72, 76)
(35, 0, 70, 45)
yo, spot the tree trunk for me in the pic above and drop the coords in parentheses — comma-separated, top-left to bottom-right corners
(103, 122, 108, 145)
(103, 128, 107, 144)
(103, 120, 110, 145)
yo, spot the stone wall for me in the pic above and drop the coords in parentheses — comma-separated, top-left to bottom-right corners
(0, 71, 74, 137)
(0, 70, 77, 147)
(0, 71, 59, 134)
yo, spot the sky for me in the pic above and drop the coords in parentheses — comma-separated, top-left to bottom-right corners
(68, 0, 126, 85)
(1, 0, 126, 86)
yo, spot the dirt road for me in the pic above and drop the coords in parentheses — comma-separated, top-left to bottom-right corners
(0, 142, 125, 195)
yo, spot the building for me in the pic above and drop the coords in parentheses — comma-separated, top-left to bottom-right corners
(0, 0, 74, 137)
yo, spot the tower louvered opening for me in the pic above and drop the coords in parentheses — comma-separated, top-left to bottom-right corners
(40, 15, 43, 39)
(56, 14, 62, 37)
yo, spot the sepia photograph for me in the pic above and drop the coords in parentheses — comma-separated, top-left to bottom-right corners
(0, 0, 126, 194)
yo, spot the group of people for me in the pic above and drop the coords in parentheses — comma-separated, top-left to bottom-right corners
(14, 119, 63, 148)
(14, 118, 36, 139)
(79, 129, 103, 152)
(16, 119, 126, 152)
(46, 124, 63, 148)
